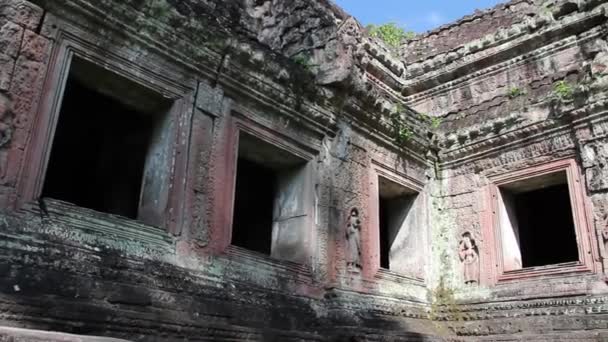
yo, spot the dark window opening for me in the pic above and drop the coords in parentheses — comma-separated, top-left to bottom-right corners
(42, 57, 170, 220)
(513, 184, 578, 267)
(231, 132, 307, 256)
(378, 176, 417, 270)
(231, 158, 276, 254)
(500, 172, 579, 268)
(379, 197, 391, 269)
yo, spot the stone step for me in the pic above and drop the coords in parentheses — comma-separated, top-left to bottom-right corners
(0, 327, 131, 342)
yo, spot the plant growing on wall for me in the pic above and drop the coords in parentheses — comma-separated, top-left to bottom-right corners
(552, 80, 574, 102)
(367, 23, 415, 48)
(292, 54, 317, 72)
(507, 86, 526, 99)
(397, 126, 413, 143)
(419, 112, 442, 130)
(430, 117, 442, 130)
(391, 105, 414, 144)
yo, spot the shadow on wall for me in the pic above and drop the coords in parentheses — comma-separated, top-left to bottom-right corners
(0, 212, 441, 341)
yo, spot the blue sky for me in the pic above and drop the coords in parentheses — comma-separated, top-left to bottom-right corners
(333, 0, 507, 33)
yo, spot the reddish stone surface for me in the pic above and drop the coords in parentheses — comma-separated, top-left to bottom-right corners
(0, 0, 44, 31)
(1, 0, 608, 341)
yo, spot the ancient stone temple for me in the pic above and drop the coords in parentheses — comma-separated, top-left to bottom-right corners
(2, 0, 608, 340)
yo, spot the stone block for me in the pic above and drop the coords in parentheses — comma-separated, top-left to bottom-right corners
(446, 174, 480, 196)
(0, 0, 44, 31)
(0, 55, 14, 91)
(196, 80, 225, 117)
(1, 148, 22, 187)
(444, 192, 476, 210)
(20, 29, 50, 63)
(586, 165, 608, 192)
(0, 21, 23, 59)
(9, 56, 45, 128)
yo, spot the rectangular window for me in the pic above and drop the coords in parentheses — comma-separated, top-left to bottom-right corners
(378, 175, 419, 271)
(497, 171, 578, 270)
(487, 159, 596, 283)
(41, 57, 174, 226)
(231, 157, 276, 254)
(231, 131, 313, 263)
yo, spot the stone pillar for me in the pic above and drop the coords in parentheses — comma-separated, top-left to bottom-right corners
(0, 0, 50, 208)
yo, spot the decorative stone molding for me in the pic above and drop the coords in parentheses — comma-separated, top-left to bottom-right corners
(482, 159, 597, 285)
(403, 0, 607, 86)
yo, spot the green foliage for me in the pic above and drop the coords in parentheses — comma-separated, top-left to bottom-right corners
(430, 117, 442, 130)
(553, 80, 574, 102)
(397, 126, 413, 143)
(508, 86, 526, 99)
(419, 112, 442, 130)
(390, 108, 413, 144)
(292, 54, 316, 72)
(394, 103, 405, 114)
(541, 5, 554, 16)
(367, 23, 415, 48)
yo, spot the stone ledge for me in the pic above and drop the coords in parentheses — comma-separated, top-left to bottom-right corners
(0, 327, 130, 342)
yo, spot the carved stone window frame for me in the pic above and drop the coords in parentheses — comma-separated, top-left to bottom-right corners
(217, 111, 317, 266)
(368, 160, 426, 283)
(16, 17, 195, 236)
(484, 158, 598, 284)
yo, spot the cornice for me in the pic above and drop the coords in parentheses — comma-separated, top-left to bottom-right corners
(404, 4, 608, 97)
(406, 23, 605, 109)
(402, 0, 532, 57)
(342, 101, 433, 165)
(437, 96, 608, 169)
(38, 0, 344, 136)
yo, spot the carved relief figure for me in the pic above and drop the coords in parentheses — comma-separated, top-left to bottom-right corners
(346, 208, 362, 270)
(598, 211, 608, 258)
(459, 232, 480, 286)
(0, 93, 12, 148)
(0, 93, 12, 181)
(602, 226, 608, 256)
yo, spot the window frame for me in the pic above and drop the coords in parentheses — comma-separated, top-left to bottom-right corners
(485, 158, 598, 284)
(369, 160, 426, 282)
(222, 112, 317, 265)
(16, 24, 195, 236)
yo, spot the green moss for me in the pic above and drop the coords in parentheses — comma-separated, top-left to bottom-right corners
(429, 276, 456, 318)
(427, 275, 463, 336)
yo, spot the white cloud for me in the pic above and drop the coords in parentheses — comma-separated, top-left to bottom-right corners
(426, 11, 445, 26)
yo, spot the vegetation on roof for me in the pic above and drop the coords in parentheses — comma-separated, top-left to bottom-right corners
(366, 22, 415, 48)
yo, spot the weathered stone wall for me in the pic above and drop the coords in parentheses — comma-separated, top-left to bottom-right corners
(0, 0, 49, 208)
(409, 0, 608, 340)
(0, 0, 440, 341)
(401, 0, 536, 64)
(3, 0, 608, 341)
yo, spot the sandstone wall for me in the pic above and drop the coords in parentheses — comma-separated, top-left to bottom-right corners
(401, 0, 536, 64)
(410, 0, 608, 340)
(2, 0, 608, 341)
(0, 0, 441, 341)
